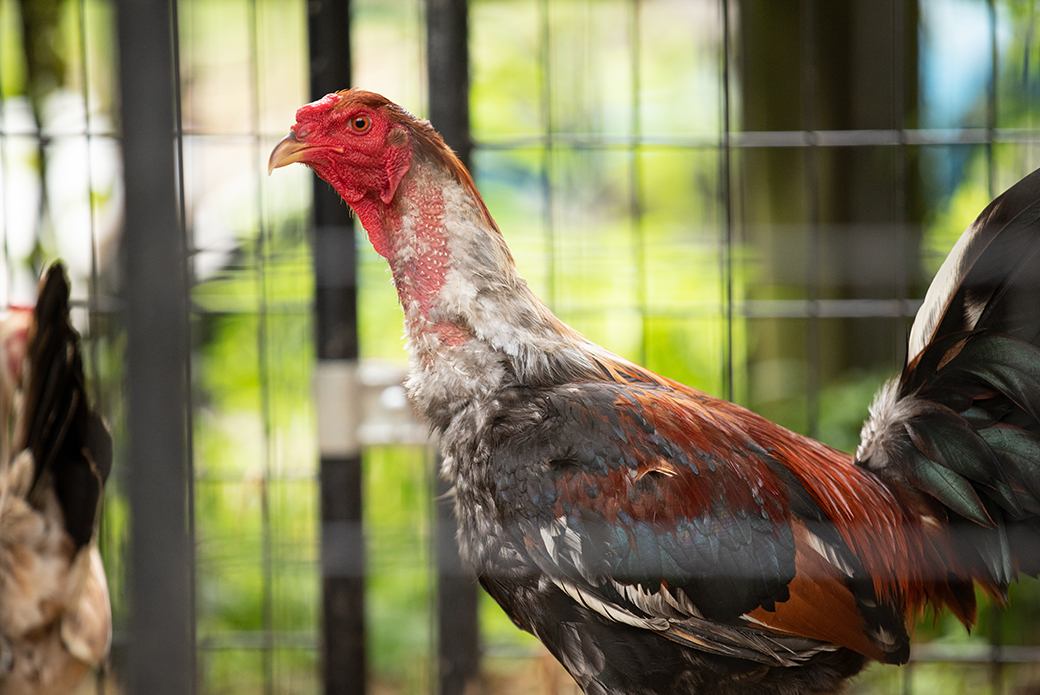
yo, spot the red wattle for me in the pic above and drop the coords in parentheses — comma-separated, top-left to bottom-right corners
(350, 199, 392, 258)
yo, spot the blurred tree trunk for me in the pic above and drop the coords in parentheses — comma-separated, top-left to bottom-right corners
(736, 0, 923, 437)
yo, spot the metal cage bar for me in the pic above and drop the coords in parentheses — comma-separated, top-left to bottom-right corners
(116, 0, 194, 693)
(89, 0, 1040, 692)
(306, 2, 367, 694)
(426, 3, 482, 693)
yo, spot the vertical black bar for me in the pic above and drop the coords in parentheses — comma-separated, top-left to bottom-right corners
(426, 2, 480, 693)
(427, 0, 472, 167)
(433, 467, 479, 695)
(307, 2, 365, 695)
(169, 0, 198, 687)
(116, 1, 193, 695)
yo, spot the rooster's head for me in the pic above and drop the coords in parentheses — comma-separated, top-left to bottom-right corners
(271, 89, 491, 259)
(270, 89, 415, 202)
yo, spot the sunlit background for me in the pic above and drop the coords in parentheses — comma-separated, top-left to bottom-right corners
(3, 0, 1040, 693)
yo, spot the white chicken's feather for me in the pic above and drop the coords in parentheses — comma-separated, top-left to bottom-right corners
(0, 268, 111, 695)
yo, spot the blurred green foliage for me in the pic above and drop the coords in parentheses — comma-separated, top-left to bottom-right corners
(6, 0, 1040, 693)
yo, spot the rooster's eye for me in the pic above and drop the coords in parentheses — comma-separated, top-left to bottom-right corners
(351, 115, 371, 133)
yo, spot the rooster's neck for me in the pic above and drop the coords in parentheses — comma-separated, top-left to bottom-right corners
(378, 158, 597, 427)
(385, 166, 472, 352)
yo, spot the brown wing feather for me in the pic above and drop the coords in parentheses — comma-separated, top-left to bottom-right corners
(747, 522, 889, 663)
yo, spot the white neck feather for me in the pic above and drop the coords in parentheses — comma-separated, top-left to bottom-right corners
(385, 158, 597, 426)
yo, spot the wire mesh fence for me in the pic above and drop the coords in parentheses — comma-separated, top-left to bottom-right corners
(3, 0, 1040, 693)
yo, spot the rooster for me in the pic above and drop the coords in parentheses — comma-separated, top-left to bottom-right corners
(0, 264, 111, 695)
(270, 89, 1040, 694)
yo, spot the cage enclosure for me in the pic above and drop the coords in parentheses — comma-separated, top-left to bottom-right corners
(1, 0, 1039, 693)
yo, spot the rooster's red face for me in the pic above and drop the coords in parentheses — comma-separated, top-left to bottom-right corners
(268, 90, 413, 207)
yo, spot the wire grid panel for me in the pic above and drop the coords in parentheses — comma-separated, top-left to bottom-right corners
(0, 0, 121, 690)
(175, 0, 320, 692)
(4, 0, 1040, 694)
(467, 0, 1040, 694)
(14, 0, 325, 692)
(181, 0, 1040, 690)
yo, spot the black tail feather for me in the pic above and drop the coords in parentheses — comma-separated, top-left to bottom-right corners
(23, 264, 111, 549)
(858, 167, 1040, 592)
(910, 167, 1040, 357)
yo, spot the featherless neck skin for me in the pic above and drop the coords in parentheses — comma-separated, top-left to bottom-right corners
(356, 155, 600, 422)
(382, 162, 473, 353)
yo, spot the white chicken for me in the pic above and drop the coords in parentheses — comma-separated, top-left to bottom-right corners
(0, 264, 111, 695)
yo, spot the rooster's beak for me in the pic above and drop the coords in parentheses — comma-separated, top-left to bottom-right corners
(268, 131, 312, 175)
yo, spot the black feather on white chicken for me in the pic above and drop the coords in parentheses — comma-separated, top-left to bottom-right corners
(0, 263, 111, 695)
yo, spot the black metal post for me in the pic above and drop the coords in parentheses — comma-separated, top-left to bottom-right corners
(426, 1, 481, 692)
(116, 0, 193, 694)
(307, 2, 365, 694)
(427, 0, 473, 167)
